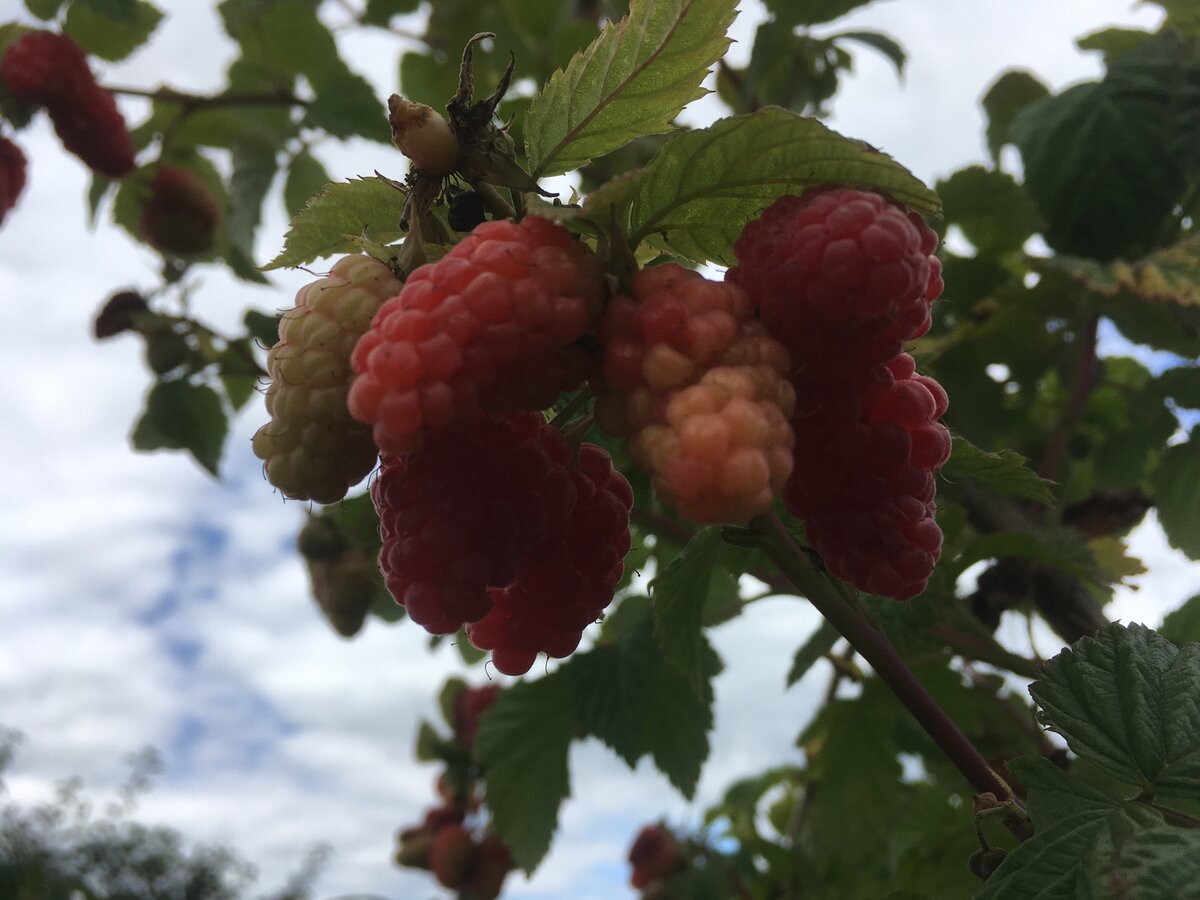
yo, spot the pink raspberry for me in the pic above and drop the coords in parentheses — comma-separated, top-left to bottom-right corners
(348, 216, 605, 456)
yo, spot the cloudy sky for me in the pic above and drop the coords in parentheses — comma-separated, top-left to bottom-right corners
(1, 0, 1196, 897)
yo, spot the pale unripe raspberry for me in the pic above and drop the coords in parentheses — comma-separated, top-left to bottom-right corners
(388, 95, 461, 176)
(253, 255, 403, 503)
(594, 263, 795, 523)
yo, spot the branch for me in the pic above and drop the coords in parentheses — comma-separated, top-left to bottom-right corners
(752, 513, 1025, 817)
(1036, 312, 1099, 483)
(105, 85, 308, 109)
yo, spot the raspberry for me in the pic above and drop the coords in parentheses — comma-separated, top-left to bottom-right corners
(2, 32, 135, 178)
(785, 356, 949, 600)
(139, 166, 222, 256)
(593, 263, 794, 523)
(466, 444, 633, 675)
(46, 81, 136, 178)
(252, 255, 403, 504)
(428, 824, 476, 889)
(1, 32, 91, 103)
(348, 216, 605, 456)
(628, 823, 685, 890)
(371, 411, 579, 635)
(467, 833, 514, 900)
(728, 186, 941, 377)
(0, 136, 27, 228)
(93, 290, 149, 339)
(453, 683, 501, 751)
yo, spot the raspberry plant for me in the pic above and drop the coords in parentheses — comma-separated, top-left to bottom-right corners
(5, 0, 1200, 897)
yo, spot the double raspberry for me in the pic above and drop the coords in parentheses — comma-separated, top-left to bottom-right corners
(252, 255, 403, 504)
(1, 32, 134, 178)
(733, 188, 948, 599)
(349, 216, 605, 455)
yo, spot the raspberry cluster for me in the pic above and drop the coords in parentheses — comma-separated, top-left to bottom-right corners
(252, 255, 403, 504)
(1, 32, 134, 178)
(349, 216, 605, 455)
(395, 682, 513, 899)
(372, 411, 631, 672)
(0, 136, 26, 227)
(139, 166, 223, 257)
(731, 188, 948, 599)
(467, 443, 634, 675)
(594, 263, 795, 523)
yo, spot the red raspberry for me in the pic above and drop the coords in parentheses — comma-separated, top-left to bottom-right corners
(728, 186, 941, 377)
(594, 263, 795, 523)
(428, 824, 477, 889)
(467, 833, 514, 900)
(0, 136, 27, 227)
(2, 32, 135, 178)
(1, 32, 91, 103)
(139, 166, 223, 256)
(453, 683, 501, 751)
(348, 216, 605, 456)
(46, 81, 136, 178)
(467, 444, 633, 675)
(252, 255, 403, 504)
(371, 411, 579, 635)
(628, 823, 685, 889)
(786, 356, 949, 600)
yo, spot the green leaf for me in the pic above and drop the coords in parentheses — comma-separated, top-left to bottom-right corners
(244, 309, 282, 347)
(834, 30, 906, 77)
(953, 530, 1102, 588)
(1075, 27, 1153, 64)
(363, 0, 419, 26)
(1009, 756, 1122, 826)
(1156, 365, 1200, 409)
(131, 380, 228, 475)
(475, 674, 575, 872)
(650, 527, 740, 692)
(645, 641, 717, 797)
(786, 619, 839, 686)
(64, 0, 163, 62)
(941, 434, 1055, 505)
(283, 152, 331, 218)
(1145, 0, 1200, 36)
(1030, 622, 1200, 796)
(1113, 826, 1200, 896)
(25, 0, 66, 20)
(1152, 435, 1200, 560)
(935, 165, 1042, 256)
(1160, 594, 1200, 647)
(525, 0, 737, 177)
(981, 69, 1049, 163)
(303, 71, 389, 143)
(226, 140, 276, 264)
(265, 177, 408, 270)
(766, 0, 880, 27)
(618, 107, 939, 266)
(974, 812, 1110, 899)
(1010, 31, 1199, 260)
(565, 640, 652, 767)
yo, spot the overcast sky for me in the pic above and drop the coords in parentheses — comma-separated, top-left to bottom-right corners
(1, 1, 1196, 898)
